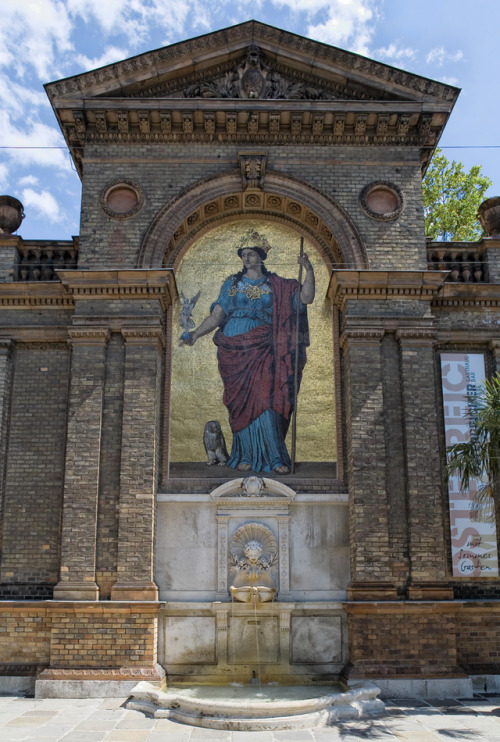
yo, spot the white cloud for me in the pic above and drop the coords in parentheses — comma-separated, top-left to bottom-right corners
(304, 0, 377, 55)
(18, 175, 39, 187)
(439, 76, 460, 87)
(68, 0, 148, 41)
(372, 43, 417, 63)
(0, 0, 74, 80)
(75, 46, 130, 72)
(0, 164, 9, 191)
(21, 188, 64, 224)
(426, 47, 464, 67)
(68, 0, 197, 47)
(0, 75, 49, 119)
(0, 112, 70, 171)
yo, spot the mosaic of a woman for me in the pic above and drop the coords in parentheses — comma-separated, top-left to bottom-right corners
(183, 230, 315, 474)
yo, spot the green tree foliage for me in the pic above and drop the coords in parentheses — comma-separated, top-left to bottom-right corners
(445, 373, 500, 516)
(423, 149, 492, 241)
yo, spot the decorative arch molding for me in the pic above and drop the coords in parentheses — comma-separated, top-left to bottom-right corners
(138, 170, 368, 270)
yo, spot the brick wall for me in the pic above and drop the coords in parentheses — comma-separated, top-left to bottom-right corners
(96, 333, 125, 598)
(48, 605, 157, 668)
(79, 143, 426, 271)
(0, 344, 70, 597)
(0, 604, 51, 667)
(457, 605, 500, 674)
(0, 603, 159, 674)
(345, 604, 463, 678)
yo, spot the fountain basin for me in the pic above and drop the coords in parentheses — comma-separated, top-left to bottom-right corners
(230, 585, 277, 603)
(126, 680, 385, 730)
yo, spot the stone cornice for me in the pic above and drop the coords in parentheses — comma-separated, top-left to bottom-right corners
(0, 282, 74, 308)
(45, 21, 458, 177)
(328, 270, 447, 309)
(45, 21, 458, 105)
(56, 269, 178, 308)
(57, 101, 449, 177)
(432, 282, 500, 309)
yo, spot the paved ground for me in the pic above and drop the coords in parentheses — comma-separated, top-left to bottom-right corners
(1, 693, 500, 741)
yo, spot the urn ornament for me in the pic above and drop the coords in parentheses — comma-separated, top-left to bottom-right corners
(0, 196, 25, 234)
(478, 197, 500, 237)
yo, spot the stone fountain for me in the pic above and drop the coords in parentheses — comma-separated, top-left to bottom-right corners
(126, 476, 385, 729)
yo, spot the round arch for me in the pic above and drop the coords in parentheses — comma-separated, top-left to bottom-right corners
(138, 170, 368, 270)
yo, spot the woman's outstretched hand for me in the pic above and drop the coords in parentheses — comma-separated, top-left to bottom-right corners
(180, 331, 196, 345)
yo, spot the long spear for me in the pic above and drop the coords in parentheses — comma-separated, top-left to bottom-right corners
(290, 237, 304, 474)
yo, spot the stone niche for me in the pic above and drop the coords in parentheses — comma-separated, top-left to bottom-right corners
(156, 477, 349, 682)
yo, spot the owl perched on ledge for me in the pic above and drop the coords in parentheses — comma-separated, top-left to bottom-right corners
(203, 420, 229, 466)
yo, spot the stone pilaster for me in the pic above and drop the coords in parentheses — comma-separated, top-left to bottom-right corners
(0, 236, 21, 282)
(489, 339, 500, 373)
(341, 328, 397, 600)
(111, 328, 164, 601)
(483, 237, 500, 283)
(54, 329, 110, 600)
(0, 338, 13, 559)
(397, 328, 452, 600)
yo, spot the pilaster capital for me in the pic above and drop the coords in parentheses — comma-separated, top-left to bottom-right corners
(121, 327, 165, 348)
(67, 327, 110, 346)
(396, 327, 437, 345)
(0, 336, 14, 354)
(489, 339, 500, 357)
(340, 328, 384, 349)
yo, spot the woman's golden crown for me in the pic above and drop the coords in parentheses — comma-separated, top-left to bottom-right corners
(236, 229, 271, 254)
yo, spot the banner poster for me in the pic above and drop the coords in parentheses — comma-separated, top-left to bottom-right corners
(441, 353, 499, 577)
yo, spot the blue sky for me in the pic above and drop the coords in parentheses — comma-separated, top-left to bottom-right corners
(2, 0, 499, 240)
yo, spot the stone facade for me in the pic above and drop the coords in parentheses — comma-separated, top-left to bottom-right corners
(0, 21, 499, 697)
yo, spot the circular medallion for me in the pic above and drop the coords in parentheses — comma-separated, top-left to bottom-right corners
(360, 181, 404, 221)
(100, 181, 144, 219)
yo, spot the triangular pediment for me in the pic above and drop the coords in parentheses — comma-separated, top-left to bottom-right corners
(46, 20, 458, 105)
(45, 20, 459, 177)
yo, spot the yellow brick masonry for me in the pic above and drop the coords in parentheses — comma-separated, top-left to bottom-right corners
(0, 602, 159, 673)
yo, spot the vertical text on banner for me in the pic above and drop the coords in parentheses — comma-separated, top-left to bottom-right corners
(440, 353, 499, 577)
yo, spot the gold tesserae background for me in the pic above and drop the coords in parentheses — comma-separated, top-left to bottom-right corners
(170, 220, 335, 463)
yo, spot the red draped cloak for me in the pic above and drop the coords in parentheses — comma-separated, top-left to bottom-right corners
(213, 274, 308, 434)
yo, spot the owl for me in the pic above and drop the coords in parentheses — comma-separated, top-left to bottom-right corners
(203, 420, 229, 466)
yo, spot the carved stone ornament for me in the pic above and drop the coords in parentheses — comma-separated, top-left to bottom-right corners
(99, 180, 144, 220)
(211, 476, 295, 500)
(182, 46, 334, 100)
(478, 197, 500, 237)
(229, 522, 278, 602)
(359, 181, 405, 221)
(0, 196, 25, 234)
(239, 152, 267, 189)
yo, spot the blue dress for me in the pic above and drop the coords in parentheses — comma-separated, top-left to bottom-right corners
(214, 275, 300, 473)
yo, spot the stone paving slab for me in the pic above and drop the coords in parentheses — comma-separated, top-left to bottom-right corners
(0, 694, 499, 741)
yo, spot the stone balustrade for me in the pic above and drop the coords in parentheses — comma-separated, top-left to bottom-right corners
(427, 240, 487, 282)
(15, 239, 78, 281)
